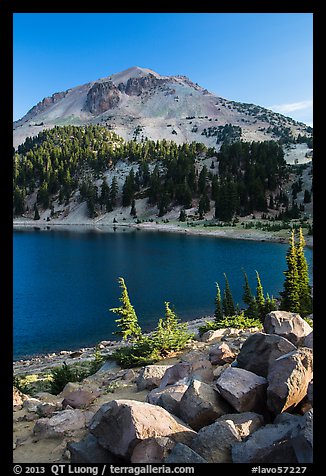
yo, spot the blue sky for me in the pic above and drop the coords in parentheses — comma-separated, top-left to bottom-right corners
(13, 13, 313, 125)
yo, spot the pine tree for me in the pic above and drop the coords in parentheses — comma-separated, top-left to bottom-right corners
(179, 209, 187, 222)
(242, 271, 259, 320)
(296, 228, 312, 315)
(222, 273, 236, 316)
(255, 271, 266, 322)
(214, 282, 224, 322)
(281, 230, 301, 313)
(110, 176, 118, 207)
(33, 203, 40, 220)
(110, 277, 142, 341)
(151, 302, 191, 355)
(243, 271, 254, 307)
(264, 293, 277, 315)
(130, 199, 137, 217)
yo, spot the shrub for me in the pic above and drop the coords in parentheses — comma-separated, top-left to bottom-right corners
(110, 336, 161, 368)
(198, 312, 262, 335)
(49, 362, 89, 395)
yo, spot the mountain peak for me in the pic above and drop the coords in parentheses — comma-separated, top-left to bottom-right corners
(108, 66, 163, 85)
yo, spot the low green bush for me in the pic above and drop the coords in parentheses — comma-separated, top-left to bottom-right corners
(198, 312, 262, 336)
(110, 303, 194, 368)
(50, 362, 90, 395)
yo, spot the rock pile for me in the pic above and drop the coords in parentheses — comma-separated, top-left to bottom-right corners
(14, 311, 313, 464)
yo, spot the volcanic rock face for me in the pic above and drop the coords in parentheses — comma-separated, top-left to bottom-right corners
(22, 90, 69, 123)
(124, 74, 168, 96)
(84, 81, 120, 114)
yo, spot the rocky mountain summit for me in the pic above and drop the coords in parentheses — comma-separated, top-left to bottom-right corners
(13, 311, 313, 464)
(13, 66, 312, 149)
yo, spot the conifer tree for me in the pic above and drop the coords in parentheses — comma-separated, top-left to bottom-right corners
(130, 199, 137, 217)
(33, 203, 40, 220)
(179, 209, 187, 222)
(222, 273, 236, 316)
(153, 302, 191, 354)
(264, 293, 277, 315)
(214, 282, 224, 322)
(242, 271, 259, 320)
(255, 271, 266, 322)
(110, 176, 118, 207)
(281, 230, 301, 313)
(296, 228, 312, 315)
(110, 277, 142, 341)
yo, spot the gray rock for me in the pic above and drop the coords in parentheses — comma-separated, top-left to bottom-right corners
(37, 402, 59, 417)
(201, 329, 226, 343)
(89, 399, 196, 458)
(217, 412, 264, 439)
(159, 362, 192, 389)
(136, 365, 172, 391)
(302, 331, 313, 349)
(264, 311, 312, 346)
(146, 384, 188, 416)
(291, 409, 313, 463)
(33, 409, 94, 439)
(209, 342, 236, 365)
(131, 437, 175, 463)
(62, 390, 99, 409)
(22, 398, 42, 412)
(267, 347, 313, 414)
(68, 433, 120, 463)
(191, 420, 241, 463)
(165, 443, 207, 463)
(179, 379, 231, 430)
(190, 359, 214, 383)
(237, 332, 296, 377)
(216, 367, 267, 413)
(232, 413, 304, 463)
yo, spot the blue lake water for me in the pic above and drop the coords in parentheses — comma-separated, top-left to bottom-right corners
(13, 227, 313, 360)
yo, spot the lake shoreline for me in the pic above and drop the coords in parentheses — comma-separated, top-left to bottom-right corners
(13, 219, 313, 248)
(13, 315, 214, 375)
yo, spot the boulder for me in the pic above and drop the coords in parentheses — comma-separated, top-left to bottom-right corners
(236, 332, 296, 377)
(190, 359, 214, 383)
(147, 384, 188, 417)
(209, 342, 236, 365)
(13, 387, 29, 410)
(33, 409, 94, 439)
(232, 413, 305, 463)
(191, 420, 241, 463)
(264, 311, 312, 346)
(68, 433, 122, 463)
(303, 331, 313, 349)
(136, 365, 172, 391)
(62, 390, 99, 409)
(159, 362, 192, 389)
(213, 363, 230, 379)
(131, 437, 175, 463)
(290, 409, 313, 463)
(37, 402, 60, 417)
(200, 329, 225, 343)
(179, 379, 231, 431)
(165, 443, 207, 463)
(89, 400, 196, 458)
(23, 398, 42, 412)
(217, 412, 264, 439)
(267, 347, 313, 414)
(215, 367, 267, 413)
